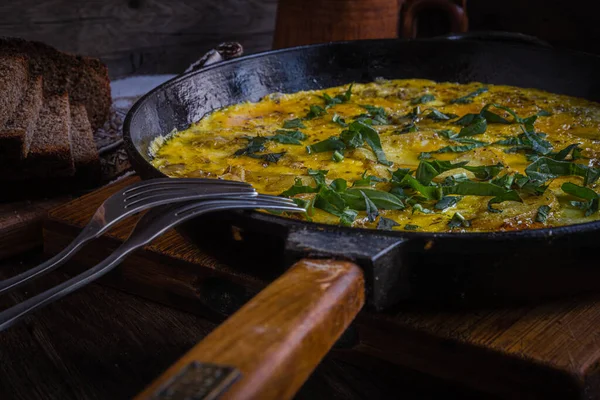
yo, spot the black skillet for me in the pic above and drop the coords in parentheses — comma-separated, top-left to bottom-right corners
(125, 34, 600, 399)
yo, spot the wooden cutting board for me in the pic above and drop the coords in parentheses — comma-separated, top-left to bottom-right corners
(43, 175, 600, 400)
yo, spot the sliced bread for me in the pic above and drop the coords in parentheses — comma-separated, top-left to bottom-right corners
(0, 55, 28, 129)
(70, 103, 100, 181)
(0, 74, 43, 162)
(0, 37, 111, 131)
(25, 92, 74, 178)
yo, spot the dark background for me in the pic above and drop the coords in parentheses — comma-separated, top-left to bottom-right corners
(0, 0, 598, 80)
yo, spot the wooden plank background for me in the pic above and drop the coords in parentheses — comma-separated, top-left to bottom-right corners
(1, 0, 599, 80)
(0, 0, 278, 79)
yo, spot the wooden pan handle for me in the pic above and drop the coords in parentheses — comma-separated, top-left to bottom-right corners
(133, 258, 365, 400)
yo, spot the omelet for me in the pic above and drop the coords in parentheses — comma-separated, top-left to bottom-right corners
(150, 79, 600, 232)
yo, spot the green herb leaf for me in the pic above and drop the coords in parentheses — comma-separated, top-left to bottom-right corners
(234, 136, 268, 156)
(522, 127, 552, 155)
(269, 129, 307, 144)
(487, 190, 523, 213)
(525, 157, 600, 186)
(418, 152, 432, 160)
(455, 113, 479, 126)
(280, 178, 319, 197)
(391, 168, 411, 183)
(248, 152, 286, 163)
(292, 198, 312, 213)
(338, 209, 359, 226)
(535, 205, 551, 223)
(306, 136, 346, 154)
(425, 108, 458, 121)
(457, 115, 487, 137)
(562, 182, 600, 216)
(377, 217, 400, 230)
(353, 121, 392, 166)
(332, 150, 345, 162)
(412, 203, 434, 214)
(442, 173, 469, 186)
(462, 162, 504, 180)
(411, 94, 435, 105)
(404, 224, 419, 230)
(448, 212, 471, 228)
(332, 113, 348, 127)
(481, 109, 511, 124)
(340, 125, 364, 149)
(397, 174, 443, 200)
(314, 185, 346, 213)
(352, 170, 387, 187)
(435, 195, 463, 210)
(360, 190, 379, 222)
(305, 104, 327, 120)
(432, 141, 487, 154)
(416, 159, 469, 185)
(396, 122, 419, 134)
(438, 129, 458, 139)
(307, 168, 328, 186)
(490, 173, 515, 190)
(495, 129, 553, 156)
(283, 118, 306, 129)
(482, 104, 523, 124)
(320, 93, 340, 107)
(341, 188, 405, 210)
(340, 84, 353, 102)
(357, 105, 388, 125)
(450, 87, 489, 104)
(443, 181, 519, 198)
(550, 143, 585, 161)
(329, 178, 347, 192)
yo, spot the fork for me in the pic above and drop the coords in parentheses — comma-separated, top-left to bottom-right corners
(0, 195, 304, 332)
(0, 178, 258, 296)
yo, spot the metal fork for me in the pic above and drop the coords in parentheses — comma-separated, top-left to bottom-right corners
(0, 178, 258, 295)
(0, 195, 304, 332)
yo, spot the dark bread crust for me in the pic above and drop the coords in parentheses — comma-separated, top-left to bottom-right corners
(0, 37, 111, 131)
(0, 74, 43, 161)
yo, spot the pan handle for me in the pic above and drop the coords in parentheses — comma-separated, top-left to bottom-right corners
(183, 42, 244, 74)
(133, 258, 365, 400)
(432, 31, 552, 47)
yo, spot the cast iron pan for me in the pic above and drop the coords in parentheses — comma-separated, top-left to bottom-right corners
(126, 35, 600, 399)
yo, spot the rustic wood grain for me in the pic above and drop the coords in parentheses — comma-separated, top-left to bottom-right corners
(0, 197, 69, 260)
(135, 259, 364, 400)
(0, 0, 277, 79)
(43, 176, 600, 399)
(0, 255, 488, 400)
(273, 0, 403, 49)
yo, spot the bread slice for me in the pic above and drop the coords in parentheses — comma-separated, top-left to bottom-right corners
(70, 103, 100, 181)
(0, 55, 28, 129)
(25, 92, 74, 177)
(0, 74, 43, 161)
(0, 37, 111, 131)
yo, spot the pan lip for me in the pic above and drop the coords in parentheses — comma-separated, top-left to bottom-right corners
(122, 38, 600, 241)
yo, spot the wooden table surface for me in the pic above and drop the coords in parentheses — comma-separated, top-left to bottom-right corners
(0, 252, 489, 400)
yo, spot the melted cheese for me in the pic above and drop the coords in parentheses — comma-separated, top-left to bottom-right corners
(150, 79, 600, 232)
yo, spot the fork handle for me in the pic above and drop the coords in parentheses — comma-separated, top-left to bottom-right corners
(133, 258, 365, 400)
(0, 242, 130, 332)
(0, 224, 98, 296)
